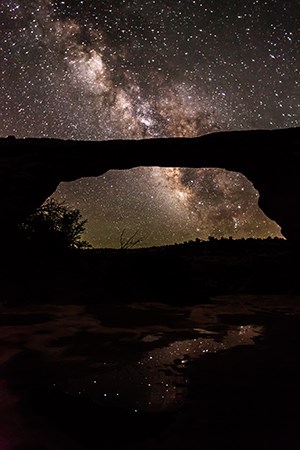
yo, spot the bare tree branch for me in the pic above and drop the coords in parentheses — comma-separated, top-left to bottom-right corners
(120, 229, 142, 250)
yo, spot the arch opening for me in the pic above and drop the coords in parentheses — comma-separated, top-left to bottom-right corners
(50, 167, 282, 249)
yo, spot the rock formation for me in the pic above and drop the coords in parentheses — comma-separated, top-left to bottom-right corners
(1, 127, 300, 239)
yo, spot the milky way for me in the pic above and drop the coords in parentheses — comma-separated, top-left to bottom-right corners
(52, 168, 282, 248)
(1, 0, 298, 246)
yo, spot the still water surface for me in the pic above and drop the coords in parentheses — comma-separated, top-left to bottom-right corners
(59, 323, 262, 412)
(1, 295, 300, 449)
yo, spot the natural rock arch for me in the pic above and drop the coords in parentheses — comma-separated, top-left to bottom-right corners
(1, 126, 300, 239)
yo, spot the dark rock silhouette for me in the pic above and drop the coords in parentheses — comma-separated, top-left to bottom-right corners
(1, 126, 300, 238)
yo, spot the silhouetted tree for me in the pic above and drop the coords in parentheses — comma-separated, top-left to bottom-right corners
(19, 199, 90, 250)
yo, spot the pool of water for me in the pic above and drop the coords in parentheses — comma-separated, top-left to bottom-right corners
(57, 324, 262, 413)
(1, 295, 300, 449)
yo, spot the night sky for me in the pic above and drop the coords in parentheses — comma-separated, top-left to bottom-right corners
(1, 0, 299, 247)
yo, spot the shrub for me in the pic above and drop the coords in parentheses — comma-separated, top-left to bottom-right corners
(19, 199, 90, 250)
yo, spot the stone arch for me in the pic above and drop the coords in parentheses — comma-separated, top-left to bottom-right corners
(0, 126, 299, 239)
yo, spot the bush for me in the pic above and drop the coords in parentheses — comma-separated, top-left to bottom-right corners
(19, 199, 90, 250)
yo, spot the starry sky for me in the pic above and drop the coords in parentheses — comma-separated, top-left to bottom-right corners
(1, 0, 298, 246)
(53, 168, 281, 248)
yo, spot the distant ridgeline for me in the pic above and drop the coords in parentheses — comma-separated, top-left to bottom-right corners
(116, 236, 285, 252)
(0, 126, 300, 239)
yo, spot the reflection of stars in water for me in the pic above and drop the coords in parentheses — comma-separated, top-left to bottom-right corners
(52, 167, 282, 248)
(59, 324, 263, 413)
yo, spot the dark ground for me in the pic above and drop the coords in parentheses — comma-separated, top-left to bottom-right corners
(2, 237, 300, 306)
(1, 239, 300, 449)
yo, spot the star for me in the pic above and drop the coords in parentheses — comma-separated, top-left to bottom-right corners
(53, 167, 282, 248)
(1, 0, 297, 246)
